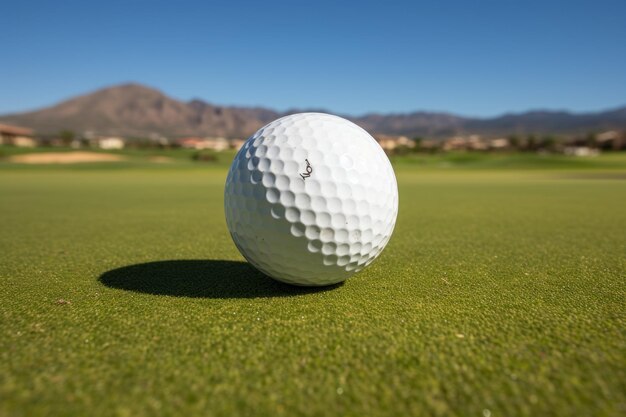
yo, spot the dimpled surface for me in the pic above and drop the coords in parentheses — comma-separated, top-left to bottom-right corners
(224, 113, 398, 286)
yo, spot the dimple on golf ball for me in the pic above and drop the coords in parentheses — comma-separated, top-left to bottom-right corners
(224, 113, 399, 286)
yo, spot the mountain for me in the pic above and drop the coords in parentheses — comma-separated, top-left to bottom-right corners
(0, 84, 280, 138)
(1, 83, 625, 139)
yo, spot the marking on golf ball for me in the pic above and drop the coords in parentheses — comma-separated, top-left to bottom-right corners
(299, 159, 313, 180)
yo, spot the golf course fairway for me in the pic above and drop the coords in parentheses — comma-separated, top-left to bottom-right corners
(1, 161, 624, 416)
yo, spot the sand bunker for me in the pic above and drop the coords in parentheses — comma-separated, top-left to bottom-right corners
(148, 156, 173, 163)
(8, 152, 126, 164)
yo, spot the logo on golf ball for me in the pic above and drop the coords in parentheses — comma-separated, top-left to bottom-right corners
(299, 159, 313, 180)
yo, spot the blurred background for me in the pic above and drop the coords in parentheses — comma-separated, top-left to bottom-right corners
(1, 0, 625, 163)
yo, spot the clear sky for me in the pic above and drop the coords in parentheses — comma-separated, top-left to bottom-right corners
(2, 0, 625, 117)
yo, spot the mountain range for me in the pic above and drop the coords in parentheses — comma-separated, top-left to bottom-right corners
(1, 83, 625, 139)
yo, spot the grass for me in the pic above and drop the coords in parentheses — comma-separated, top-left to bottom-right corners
(3, 145, 626, 171)
(391, 151, 626, 170)
(0, 155, 625, 416)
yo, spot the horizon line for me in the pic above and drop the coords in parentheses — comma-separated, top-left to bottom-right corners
(1, 81, 625, 120)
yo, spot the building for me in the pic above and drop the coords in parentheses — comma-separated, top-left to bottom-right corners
(467, 135, 488, 150)
(564, 146, 599, 157)
(443, 135, 488, 151)
(442, 136, 468, 151)
(97, 137, 125, 150)
(207, 137, 230, 151)
(178, 137, 230, 151)
(418, 139, 440, 151)
(0, 123, 36, 147)
(596, 131, 618, 142)
(596, 131, 624, 150)
(178, 137, 203, 149)
(375, 135, 415, 152)
(489, 138, 510, 150)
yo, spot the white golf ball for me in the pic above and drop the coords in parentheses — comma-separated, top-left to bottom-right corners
(224, 113, 398, 286)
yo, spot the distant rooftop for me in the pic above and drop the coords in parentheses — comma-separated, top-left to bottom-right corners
(0, 123, 33, 136)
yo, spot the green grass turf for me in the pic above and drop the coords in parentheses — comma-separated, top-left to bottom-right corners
(3, 145, 626, 171)
(1, 160, 625, 416)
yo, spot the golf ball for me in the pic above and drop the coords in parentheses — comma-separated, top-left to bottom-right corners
(224, 113, 398, 286)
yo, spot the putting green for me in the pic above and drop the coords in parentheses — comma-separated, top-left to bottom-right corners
(1, 162, 624, 416)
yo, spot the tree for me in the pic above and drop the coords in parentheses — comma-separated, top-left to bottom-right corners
(58, 129, 75, 146)
(526, 134, 538, 152)
(585, 132, 597, 148)
(540, 135, 557, 152)
(507, 134, 520, 150)
(412, 136, 424, 153)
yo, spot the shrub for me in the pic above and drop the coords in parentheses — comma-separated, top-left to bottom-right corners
(191, 151, 218, 162)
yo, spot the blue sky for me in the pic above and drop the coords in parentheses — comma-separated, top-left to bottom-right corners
(1, 0, 625, 117)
